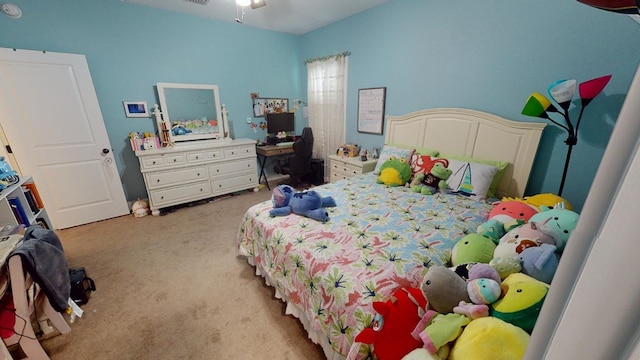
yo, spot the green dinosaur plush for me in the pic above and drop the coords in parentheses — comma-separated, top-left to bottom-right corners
(410, 163, 452, 195)
(376, 157, 412, 187)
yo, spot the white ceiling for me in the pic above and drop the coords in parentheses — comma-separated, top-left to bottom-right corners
(122, 0, 389, 35)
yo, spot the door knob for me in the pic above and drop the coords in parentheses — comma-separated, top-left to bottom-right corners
(102, 148, 110, 154)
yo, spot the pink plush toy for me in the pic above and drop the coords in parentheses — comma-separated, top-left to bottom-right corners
(488, 200, 539, 231)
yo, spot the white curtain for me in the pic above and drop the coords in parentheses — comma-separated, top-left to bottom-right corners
(306, 53, 349, 181)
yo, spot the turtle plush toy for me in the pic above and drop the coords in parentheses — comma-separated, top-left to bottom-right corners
(376, 157, 412, 187)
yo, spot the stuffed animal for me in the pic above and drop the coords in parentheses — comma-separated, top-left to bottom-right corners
(376, 157, 412, 187)
(449, 317, 530, 360)
(466, 263, 501, 305)
(519, 244, 559, 284)
(411, 311, 470, 355)
(269, 184, 336, 222)
(354, 287, 428, 360)
(171, 124, 192, 136)
(489, 256, 522, 280)
(528, 203, 579, 253)
(493, 220, 557, 259)
(410, 163, 452, 195)
(507, 193, 573, 211)
(401, 348, 445, 360)
(476, 219, 506, 244)
(450, 234, 496, 266)
(420, 266, 470, 315)
(487, 200, 539, 231)
(490, 273, 549, 333)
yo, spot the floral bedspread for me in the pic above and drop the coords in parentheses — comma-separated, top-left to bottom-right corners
(236, 174, 492, 356)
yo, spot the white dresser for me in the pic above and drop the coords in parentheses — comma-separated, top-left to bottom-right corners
(328, 154, 378, 182)
(135, 138, 258, 215)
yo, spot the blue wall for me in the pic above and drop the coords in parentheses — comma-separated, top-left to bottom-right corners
(1, 0, 639, 212)
(0, 0, 303, 201)
(302, 0, 640, 211)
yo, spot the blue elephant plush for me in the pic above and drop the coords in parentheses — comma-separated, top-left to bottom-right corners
(269, 184, 336, 222)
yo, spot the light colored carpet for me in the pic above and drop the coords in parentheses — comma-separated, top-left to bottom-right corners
(36, 187, 325, 359)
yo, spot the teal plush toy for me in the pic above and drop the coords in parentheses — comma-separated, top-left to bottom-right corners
(376, 157, 412, 187)
(528, 203, 579, 253)
(269, 184, 336, 222)
(410, 163, 453, 195)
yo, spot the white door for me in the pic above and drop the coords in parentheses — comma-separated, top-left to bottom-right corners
(0, 48, 129, 229)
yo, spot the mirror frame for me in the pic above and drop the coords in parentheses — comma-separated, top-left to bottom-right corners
(156, 82, 224, 143)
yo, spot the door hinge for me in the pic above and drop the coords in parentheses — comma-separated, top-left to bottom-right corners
(5, 145, 12, 154)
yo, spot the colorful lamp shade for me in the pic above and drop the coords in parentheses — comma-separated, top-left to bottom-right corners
(579, 75, 612, 107)
(522, 92, 562, 119)
(521, 74, 611, 197)
(548, 79, 577, 110)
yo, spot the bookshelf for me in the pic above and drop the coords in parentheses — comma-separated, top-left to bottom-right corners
(0, 176, 51, 229)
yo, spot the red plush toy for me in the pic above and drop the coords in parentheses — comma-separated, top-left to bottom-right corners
(354, 287, 428, 360)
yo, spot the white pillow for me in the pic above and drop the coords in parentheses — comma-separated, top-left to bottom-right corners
(445, 159, 500, 201)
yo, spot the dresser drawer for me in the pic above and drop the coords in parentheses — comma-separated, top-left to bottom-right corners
(149, 181, 212, 207)
(211, 173, 257, 195)
(186, 149, 224, 163)
(224, 145, 255, 158)
(209, 158, 256, 178)
(146, 166, 207, 189)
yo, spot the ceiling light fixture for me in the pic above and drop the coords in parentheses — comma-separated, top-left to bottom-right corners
(236, 0, 251, 6)
(1, 3, 22, 19)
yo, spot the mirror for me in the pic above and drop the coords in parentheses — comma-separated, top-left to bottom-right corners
(156, 82, 225, 143)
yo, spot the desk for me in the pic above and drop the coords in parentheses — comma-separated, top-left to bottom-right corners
(256, 145, 294, 190)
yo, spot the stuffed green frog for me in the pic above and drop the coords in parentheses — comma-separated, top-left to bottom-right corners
(411, 163, 452, 195)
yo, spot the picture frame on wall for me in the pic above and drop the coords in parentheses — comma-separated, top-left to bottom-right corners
(252, 98, 289, 117)
(123, 101, 149, 118)
(357, 87, 386, 135)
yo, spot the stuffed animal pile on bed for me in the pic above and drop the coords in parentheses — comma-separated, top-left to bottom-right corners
(352, 193, 580, 360)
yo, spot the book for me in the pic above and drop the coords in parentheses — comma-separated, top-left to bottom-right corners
(23, 183, 43, 209)
(22, 187, 39, 214)
(8, 197, 29, 226)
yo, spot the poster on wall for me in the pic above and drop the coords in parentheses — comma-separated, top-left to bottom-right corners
(357, 87, 386, 135)
(252, 98, 289, 117)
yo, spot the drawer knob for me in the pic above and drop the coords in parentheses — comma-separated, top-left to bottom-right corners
(197, 173, 200, 176)
(156, 179, 160, 183)
(173, 159, 177, 162)
(161, 196, 164, 200)
(195, 156, 199, 159)
(152, 161, 157, 165)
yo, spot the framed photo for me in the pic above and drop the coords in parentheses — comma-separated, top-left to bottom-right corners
(357, 87, 386, 135)
(123, 101, 149, 118)
(252, 98, 289, 117)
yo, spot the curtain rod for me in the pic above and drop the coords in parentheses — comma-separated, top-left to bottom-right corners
(304, 51, 351, 64)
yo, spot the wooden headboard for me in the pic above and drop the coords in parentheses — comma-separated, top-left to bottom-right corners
(385, 108, 546, 198)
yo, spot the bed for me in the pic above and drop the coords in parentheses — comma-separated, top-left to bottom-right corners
(236, 108, 545, 359)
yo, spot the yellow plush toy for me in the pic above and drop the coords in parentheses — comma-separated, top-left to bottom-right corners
(502, 193, 573, 211)
(449, 317, 530, 360)
(490, 273, 550, 333)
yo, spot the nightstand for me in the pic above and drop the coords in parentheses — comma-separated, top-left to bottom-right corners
(329, 154, 377, 182)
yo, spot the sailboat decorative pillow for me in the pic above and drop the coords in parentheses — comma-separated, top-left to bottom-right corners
(446, 159, 500, 201)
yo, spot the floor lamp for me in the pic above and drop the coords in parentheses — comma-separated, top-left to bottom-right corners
(521, 75, 611, 196)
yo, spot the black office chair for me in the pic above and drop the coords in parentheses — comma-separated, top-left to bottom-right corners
(275, 127, 314, 186)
